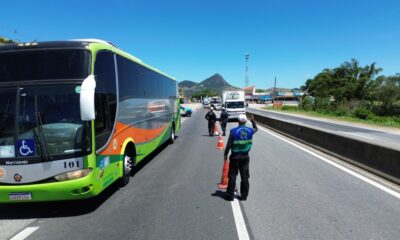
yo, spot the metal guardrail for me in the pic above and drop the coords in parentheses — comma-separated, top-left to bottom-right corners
(247, 110, 400, 185)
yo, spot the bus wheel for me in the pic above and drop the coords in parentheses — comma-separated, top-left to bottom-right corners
(168, 125, 175, 144)
(118, 153, 133, 187)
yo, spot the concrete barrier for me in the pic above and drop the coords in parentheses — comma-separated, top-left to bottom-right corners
(247, 111, 400, 184)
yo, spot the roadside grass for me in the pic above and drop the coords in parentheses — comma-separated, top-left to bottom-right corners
(262, 106, 400, 129)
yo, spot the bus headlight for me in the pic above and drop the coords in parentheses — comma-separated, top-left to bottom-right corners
(54, 168, 92, 181)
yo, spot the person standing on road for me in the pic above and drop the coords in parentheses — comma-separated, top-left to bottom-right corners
(224, 114, 257, 201)
(205, 107, 217, 136)
(219, 107, 229, 136)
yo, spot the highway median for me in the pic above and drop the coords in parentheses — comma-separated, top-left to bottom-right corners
(247, 110, 400, 185)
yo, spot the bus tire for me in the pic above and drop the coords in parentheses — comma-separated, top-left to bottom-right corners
(168, 124, 175, 144)
(118, 151, 134, 187)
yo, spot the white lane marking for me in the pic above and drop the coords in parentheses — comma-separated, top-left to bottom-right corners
(10, 227, 39, 240)
(337, 131, 374, 140)
(231, 199, 250, 240)
(259, 126, 400, 200)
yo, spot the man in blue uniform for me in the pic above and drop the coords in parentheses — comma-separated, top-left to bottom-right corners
(224, 114, 257, 201)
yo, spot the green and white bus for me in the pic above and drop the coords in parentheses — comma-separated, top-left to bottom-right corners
(0, 39, 180, 202)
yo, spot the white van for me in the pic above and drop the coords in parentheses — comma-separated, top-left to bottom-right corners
(222, 91, 246, 120)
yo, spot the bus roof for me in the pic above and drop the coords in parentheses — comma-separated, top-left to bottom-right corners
(0, 40, 89, 51)
(0, 39, 176, 81)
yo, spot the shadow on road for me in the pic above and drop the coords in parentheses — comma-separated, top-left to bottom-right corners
(132, 139, 170, 175)
(0, 140, 173, 219)
(211, 190, 228, 200)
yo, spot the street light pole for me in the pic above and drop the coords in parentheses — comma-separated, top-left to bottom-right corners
(245, 53, 250, 87)
(273, 77, 277, 103)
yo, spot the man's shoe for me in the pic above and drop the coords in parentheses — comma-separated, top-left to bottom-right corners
(224, 194, 234, 201)
(238, 195, 247, 201)
(223, 133, 226, 136)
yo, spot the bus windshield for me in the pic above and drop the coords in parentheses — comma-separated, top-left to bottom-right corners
(226, 101, 244, 109)
(0, 85, 91, 160)
(0, 49, 90, 82)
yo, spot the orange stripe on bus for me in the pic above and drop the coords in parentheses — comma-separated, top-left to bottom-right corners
(99, 122, 168, 155)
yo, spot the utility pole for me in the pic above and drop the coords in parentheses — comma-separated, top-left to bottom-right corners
(273, 77, 277, 103)
(245, 53, 250, 87)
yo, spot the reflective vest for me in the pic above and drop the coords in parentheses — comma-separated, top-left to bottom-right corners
(230, 125, 254, 154)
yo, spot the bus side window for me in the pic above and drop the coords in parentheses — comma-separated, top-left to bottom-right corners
(94, 51, 117, 151)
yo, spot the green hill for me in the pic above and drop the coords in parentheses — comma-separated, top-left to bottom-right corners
(179, 73, 239, 97)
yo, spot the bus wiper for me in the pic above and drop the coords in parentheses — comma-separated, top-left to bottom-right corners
(32, 93, 50, 161)
(34, 110, 50, 161)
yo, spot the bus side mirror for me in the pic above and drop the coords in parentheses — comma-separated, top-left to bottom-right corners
(80, 75, 96, 121)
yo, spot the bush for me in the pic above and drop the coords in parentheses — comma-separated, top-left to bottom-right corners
(314, 97, 331, 110)
(281, 106, 299, 111)
(353, 107, 374, 120)
(371, 103, 400, 116)
(299, 96, 313, 110)
(335, 109, 349, 117)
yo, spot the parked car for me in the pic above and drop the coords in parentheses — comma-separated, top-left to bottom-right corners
(180, 106, 193, 117)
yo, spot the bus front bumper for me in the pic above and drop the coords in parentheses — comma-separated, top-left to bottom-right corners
(0, 172, 100, 203)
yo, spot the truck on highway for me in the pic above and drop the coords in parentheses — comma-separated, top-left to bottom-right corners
(222, 90, 246, 120)
(203, 97, 210, 108)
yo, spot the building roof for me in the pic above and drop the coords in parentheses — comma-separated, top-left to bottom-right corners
(243, 86, 256, 95)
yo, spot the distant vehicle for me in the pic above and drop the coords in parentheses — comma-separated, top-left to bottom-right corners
(203, 97, 210, 108)
(0, 39, 180, 202)
(210, 97, 222, 110)
(180, 106, 192, 117)
(222, 90, 246, 120)
(258, 95, 273, 104)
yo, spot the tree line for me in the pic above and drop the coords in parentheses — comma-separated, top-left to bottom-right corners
(301, 59, 400, 119)
(0, 37, 17, 45)
(191, 89, 219, 99)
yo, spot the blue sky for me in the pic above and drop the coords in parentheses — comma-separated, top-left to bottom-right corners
(1, 0, 400, 89)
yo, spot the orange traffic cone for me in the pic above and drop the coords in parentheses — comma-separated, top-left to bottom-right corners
(213, 124, 219, 136)
(216, 134, 224, 150)
(218, 159, 229, 189)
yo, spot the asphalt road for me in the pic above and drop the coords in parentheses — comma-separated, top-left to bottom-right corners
(1, 106, 400, 240)
(247, 106, 400, 150)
